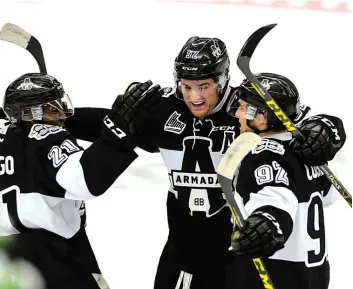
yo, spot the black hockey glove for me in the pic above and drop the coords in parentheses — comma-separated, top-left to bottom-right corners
(231, 212, 285, 258)
(101, 80, 162, 150)
(290, 114, 346, 166)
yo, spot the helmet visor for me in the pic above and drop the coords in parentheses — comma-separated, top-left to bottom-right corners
(21, 93, 74, 122)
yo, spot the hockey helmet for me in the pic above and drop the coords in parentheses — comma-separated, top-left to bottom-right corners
(227, 72, 300, 132)
(3, 72, 74, 123)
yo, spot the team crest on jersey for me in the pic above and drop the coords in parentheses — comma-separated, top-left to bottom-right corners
(29, 124, 65, 140)
(161, 87, 175, 98)
(252, 139, 285, 155)
(164, 111, 186, 134)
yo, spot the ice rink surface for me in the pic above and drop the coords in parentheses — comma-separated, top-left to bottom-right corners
(0, 0, 352, 288)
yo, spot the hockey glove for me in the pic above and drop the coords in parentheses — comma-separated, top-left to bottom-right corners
(101, 80, 162, 150)
(231, 212, 285, 258)
(290, 114, 346, 166)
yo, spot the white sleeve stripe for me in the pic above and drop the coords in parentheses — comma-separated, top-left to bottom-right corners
(56, 151, 95, 200)
(244, 186, 299, 222)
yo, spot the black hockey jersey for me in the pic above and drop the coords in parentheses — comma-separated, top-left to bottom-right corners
(235, 132, 336, 288)
(146, 87, 241, 271)
(0, 123, 137, 238)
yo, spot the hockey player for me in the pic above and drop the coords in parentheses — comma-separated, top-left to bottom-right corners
(227, 73, 339, 289)
(4, 37, 346, 289)
(0, 73, 161, 289)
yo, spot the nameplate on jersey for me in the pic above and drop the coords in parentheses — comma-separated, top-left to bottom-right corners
(171, 171, 221, 189)
(305, 165, 324, 180)
(252, 139, 285, 155)
(164, 111, 186, 134)
(29, 124, 65, 140)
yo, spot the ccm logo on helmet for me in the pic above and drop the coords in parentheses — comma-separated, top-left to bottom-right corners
(182, 67, 198, 71)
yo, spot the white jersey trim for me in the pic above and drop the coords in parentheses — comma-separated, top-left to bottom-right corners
(56, 151, 96, 200)
(244, 186, 299, 223)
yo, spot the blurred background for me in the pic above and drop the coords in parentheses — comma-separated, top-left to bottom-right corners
(0, 0, 352, 288)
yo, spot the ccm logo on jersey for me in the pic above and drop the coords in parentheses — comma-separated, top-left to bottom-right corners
(164, 111, 186, 134)
(210, 125, 235, 133)
(103, 116, 126, 139)
(252, 139, 285, 155)
(171, 171, 221, 189)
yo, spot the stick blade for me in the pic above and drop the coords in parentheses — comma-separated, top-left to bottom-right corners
(217, 132, 261, 180)
(237, 24, 277, 67)
(0, 23, 31, 48)
(0, 23, 47, 73)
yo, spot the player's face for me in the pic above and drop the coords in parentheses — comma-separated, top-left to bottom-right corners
(180, 78, 219, 118)
(40, 95, 74, 126)
(42, 101, 67, 126)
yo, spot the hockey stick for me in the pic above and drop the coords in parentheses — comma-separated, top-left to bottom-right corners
(236, 24, 352, 208)
(0, 23, 47, 73)
(217, 132, 276, 289)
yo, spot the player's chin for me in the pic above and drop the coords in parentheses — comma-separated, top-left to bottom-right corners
(240, 125, 253, 133)
(46, 120, 65, 127)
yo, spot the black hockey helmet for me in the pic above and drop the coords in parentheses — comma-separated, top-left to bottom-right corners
(174, 36, 230, 96)
(3, 72, 74, 123)
(227, 73, 300, 132)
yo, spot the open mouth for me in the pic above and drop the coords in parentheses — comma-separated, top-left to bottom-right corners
(191, 100, 206, 108)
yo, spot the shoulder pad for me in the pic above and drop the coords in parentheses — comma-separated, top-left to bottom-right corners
(252, 138, 286, 156)
(28, 124, 67, 140)
(161, 86, 176, 98)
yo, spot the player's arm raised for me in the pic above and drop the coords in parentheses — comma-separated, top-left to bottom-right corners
(45, 81, 162, 199)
